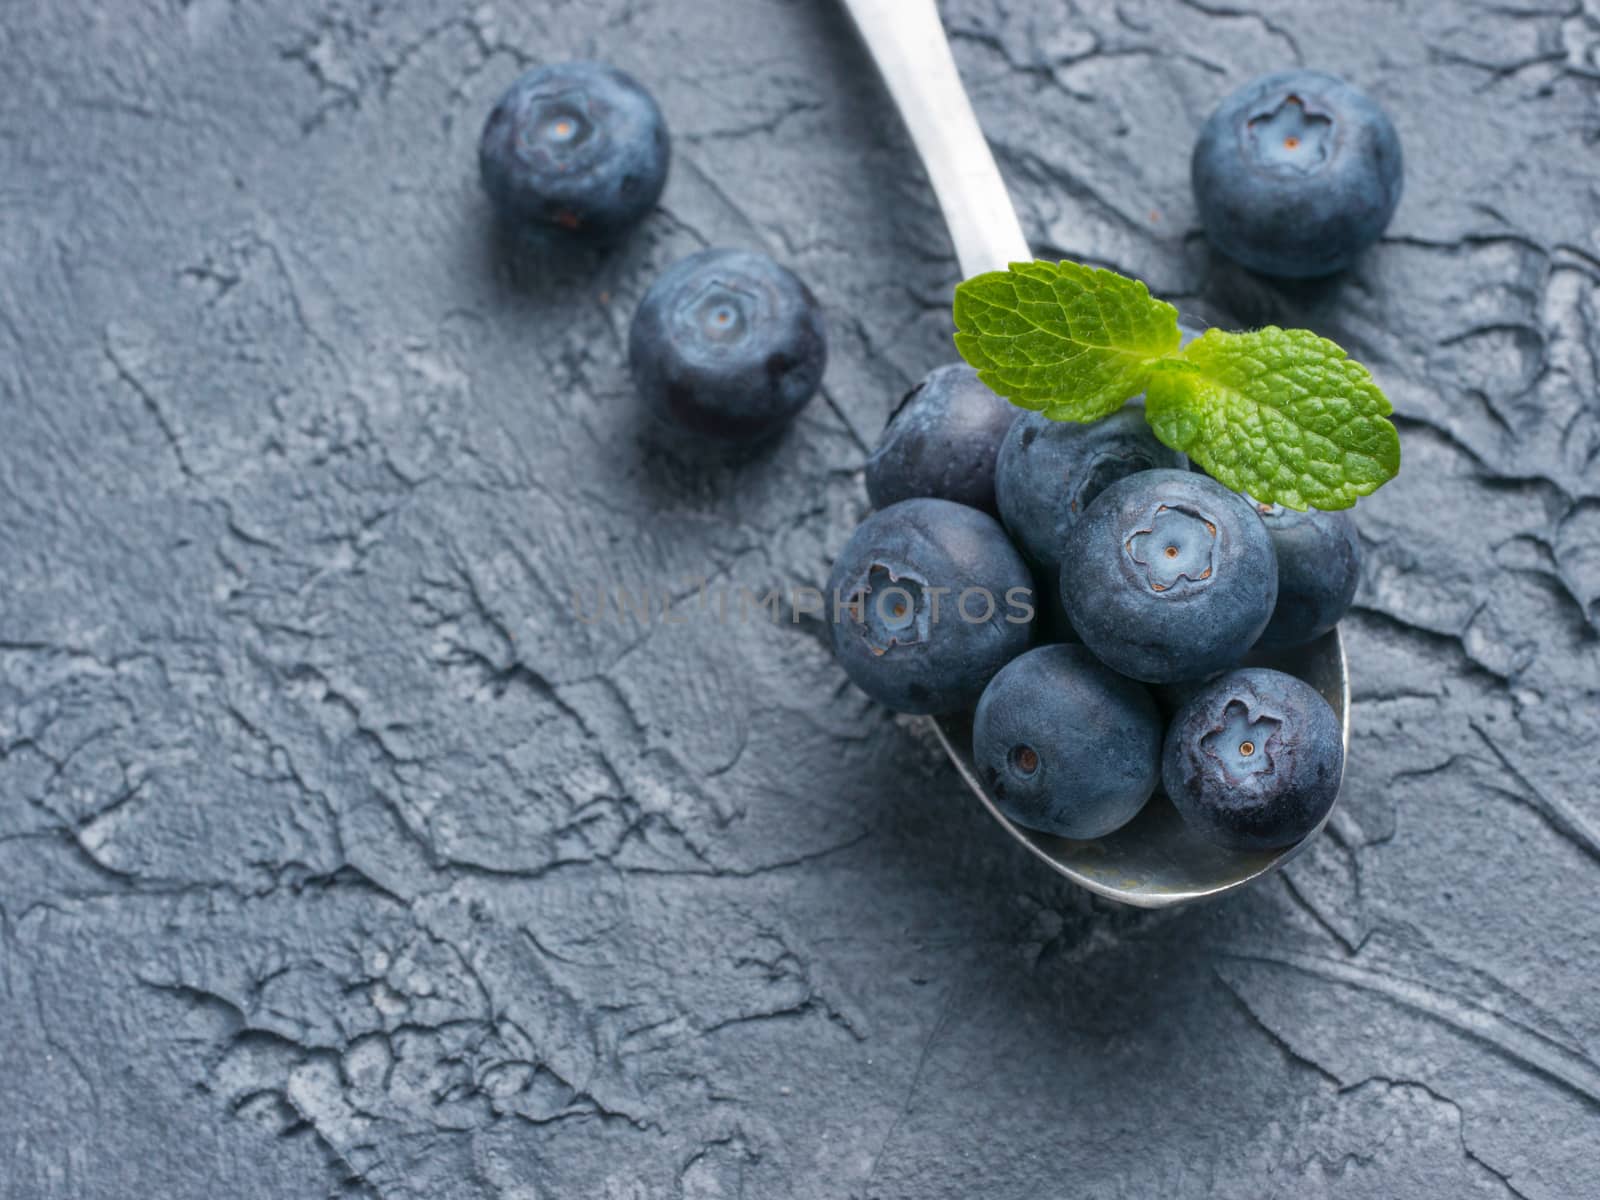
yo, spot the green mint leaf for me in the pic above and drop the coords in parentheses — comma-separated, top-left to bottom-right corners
(1144, 327, 1401, 511)
(953, 260, 1182, 422)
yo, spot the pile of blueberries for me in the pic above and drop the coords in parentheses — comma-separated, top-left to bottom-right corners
(834, 371, 1359, 853)
(479, 58, 1401, 859)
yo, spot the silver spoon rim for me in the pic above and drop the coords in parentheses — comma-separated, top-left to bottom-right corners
(930, 632, 1351, 908)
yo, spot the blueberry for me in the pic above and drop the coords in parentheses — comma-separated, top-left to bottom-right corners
(1162, 668, 1343, 851)
(995, 408, 1185, 578)
(1192, 70, 1402, 278)
(827, 498, 1034, 714)
(479, 62, 669, 242)
(865, 364, 1018, 516)
(1252, 501, 1361, 648)
(1061, 469, 1277, 683)
(629, 248, 827, 442)
(972, 644, 1161, 839)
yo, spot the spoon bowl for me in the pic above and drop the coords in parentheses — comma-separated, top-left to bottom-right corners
(934, 634, 1348, 907)
(840, 0, 1351, 906)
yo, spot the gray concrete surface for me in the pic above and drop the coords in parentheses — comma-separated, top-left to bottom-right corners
(3, 1, 1599, 1196)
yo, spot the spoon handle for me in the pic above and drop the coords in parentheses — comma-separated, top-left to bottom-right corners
(839, 0, 1031, 278)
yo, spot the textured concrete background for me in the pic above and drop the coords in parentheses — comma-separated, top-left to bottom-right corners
(3, 1, 1599, 1196)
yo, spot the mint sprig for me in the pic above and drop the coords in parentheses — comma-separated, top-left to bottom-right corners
(953, 261, 1182, 422)
(952, 260, 1400, 510)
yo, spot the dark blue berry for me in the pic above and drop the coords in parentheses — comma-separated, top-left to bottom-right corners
(1252, 500, 1361, 648)
(1192, 70, 1402, 278)
(865, 364, 1017, 516)
(995, 407, 1184, 577)
(479, 61, 669, 242)
(1162, 667, 1343, 850)
(629, 248, 826, 442)
(1061, 469, 1277, 683)
(972, 644, 1161, 839)
(827, 499, 1034, 714)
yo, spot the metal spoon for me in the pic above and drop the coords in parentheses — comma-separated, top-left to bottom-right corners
(839, 0, 1350, 907)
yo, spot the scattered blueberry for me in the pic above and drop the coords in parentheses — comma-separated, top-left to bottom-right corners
(995, 407, 1184, 577)
(866, 364, 1018, 516)
(973, 644, 1161, 839)
(1162, 667, 1343, 851)
(1252, 501, 1362, 648)
(1061, 469, 1277, 683)
(479, 61, 669, 242)
(827, 498, 1034, 714)
(629, 248, 827, 442)
(1192, 69, 1402, 278)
